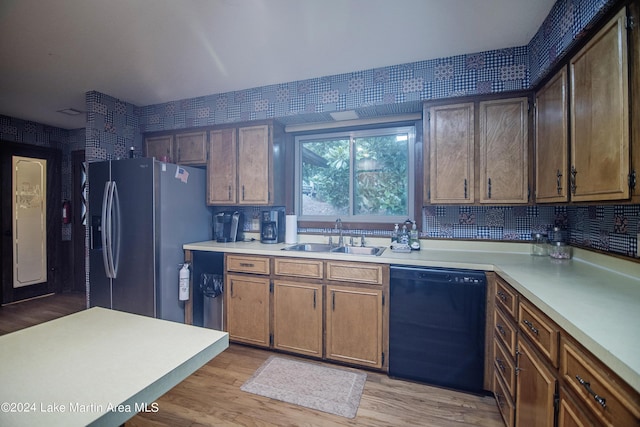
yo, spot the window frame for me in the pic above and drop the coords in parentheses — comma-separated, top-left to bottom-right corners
(294, 125, 416, 224)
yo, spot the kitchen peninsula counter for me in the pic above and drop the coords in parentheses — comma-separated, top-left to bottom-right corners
(184, 238, 640, 394)
(0, 307, 229, 427)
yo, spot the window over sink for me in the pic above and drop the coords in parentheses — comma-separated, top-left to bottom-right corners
(294, 125, 415, 223)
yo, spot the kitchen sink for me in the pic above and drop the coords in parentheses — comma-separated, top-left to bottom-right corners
(330, 245, 386, 256)
(281, 243, 334, 252)
(281, 243, 385, 256)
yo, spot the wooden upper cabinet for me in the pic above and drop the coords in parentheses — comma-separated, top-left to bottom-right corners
(207, 128, 237, 205)
(238, 125, 271, 205)
(535, 67, 569, 203)
(145, 135, 174, 162)
(479, 97, 529, 204)
(570, 7, 629, 202)
(175, 131, 207, 165)
(427, 102, 475, 204)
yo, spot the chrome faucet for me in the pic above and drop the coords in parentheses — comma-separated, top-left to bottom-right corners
(335, 218, 344, 246)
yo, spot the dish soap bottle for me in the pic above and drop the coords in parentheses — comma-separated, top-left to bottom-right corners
(400, 223, 409, 245)
(410, 221, 420, 250)
(392, 224, 399, 243)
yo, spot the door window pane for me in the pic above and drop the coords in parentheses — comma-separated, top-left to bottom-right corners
(13, 156, 47, 288)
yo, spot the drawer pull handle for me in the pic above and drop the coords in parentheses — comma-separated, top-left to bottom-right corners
(576, 375, 607, 408)
(496, 324, 506, 336)
(239, 263, 255, 268)
(496, 357, 506, 373)
(522, 319, 539, 335)
(497, 291, 507, 302)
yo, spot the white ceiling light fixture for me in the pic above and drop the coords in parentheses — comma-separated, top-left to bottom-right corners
(57, 108, 83, 116)
(329, 110, 359, 121)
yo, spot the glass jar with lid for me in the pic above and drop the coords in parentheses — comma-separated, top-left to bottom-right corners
(549, 241, 572, 259)
(531, 232, 549, 256)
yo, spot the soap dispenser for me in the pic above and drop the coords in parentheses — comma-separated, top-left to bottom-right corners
(410, 221, 420, 250)
(392, 224, 399, 243)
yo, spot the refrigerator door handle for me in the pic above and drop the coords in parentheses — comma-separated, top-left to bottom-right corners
(101, 181, 113, 278)
(110, 181, 121, 278)
(103, 181, 117, 278)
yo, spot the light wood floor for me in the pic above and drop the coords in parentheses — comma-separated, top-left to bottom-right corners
(0, 293, 504, 426)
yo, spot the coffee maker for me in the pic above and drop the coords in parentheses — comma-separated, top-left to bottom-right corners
(260, 209, 285, 243)
(214, 211, 244, 242)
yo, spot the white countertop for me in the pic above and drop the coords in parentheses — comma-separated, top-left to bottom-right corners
(0, 307, 229, 427)
(184, 237, 640, 394)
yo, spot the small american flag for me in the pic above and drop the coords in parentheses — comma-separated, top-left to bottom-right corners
(175, 166, 189, 183)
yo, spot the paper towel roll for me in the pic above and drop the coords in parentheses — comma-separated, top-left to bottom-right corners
(285, 215, 298, 244)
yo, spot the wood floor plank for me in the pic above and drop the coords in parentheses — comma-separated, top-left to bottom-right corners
(130, 345, 504, 427)
(0, 293, 503, 426)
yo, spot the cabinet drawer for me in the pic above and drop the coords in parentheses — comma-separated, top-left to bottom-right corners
(494, 337, 516, 398)
(494, 371, 515, 427)
(274, 258, 323, 279)
(518, 299, 559, 367)
(494, 307, 518, 357)
(561, 337, 640, 427)
(326, 262, 384, 285)
(226, 255, 270, 275)
(495, 276, 518, 320)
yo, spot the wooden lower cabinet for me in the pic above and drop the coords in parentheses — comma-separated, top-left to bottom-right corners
(325, 285, 383, 369)
(515, 336, 557, 427)
(272, 280, 323, 357)
(494, 371, 516, 427)
(558, 386, 597, 427)
(225, 273, 270, 347)
(560, 336, 640, 427)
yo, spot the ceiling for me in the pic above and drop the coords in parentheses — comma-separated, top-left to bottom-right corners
(0, 0, 556, 130)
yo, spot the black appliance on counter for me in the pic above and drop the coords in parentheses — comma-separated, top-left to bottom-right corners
(389, 265, 487, 393)
(260, 208, 285, 243)
(214, 211, 244, 242)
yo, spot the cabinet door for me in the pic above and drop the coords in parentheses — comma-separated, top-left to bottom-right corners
(145, 135, 174, 161)
(558, 386, 597, 427)
(273, 281, 323, 357)
(225, 274, 270, 347)
(175, 131, 207, 165)
(515, 337, 556, 427)
(479, 97, 529, 204)
(325, 285, 383, 368)
(535, 67, 569, 203)
(238, 125, 271, 205)
(427, 103, 475, 204)
(207, 128, 237, 205)
(570, 8, 629, 201)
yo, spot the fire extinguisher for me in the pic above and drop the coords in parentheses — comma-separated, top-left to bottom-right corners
(62, 200, 71, 224)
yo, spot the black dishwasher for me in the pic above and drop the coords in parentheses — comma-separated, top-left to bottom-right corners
(389, 265, 486, 393)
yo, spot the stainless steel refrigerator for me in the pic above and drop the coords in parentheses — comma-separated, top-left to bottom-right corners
(88, 158, 212, 322)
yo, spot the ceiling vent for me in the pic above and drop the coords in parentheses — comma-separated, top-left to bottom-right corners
(57, 108, 83, 116)
(329, 110, 359, 121)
